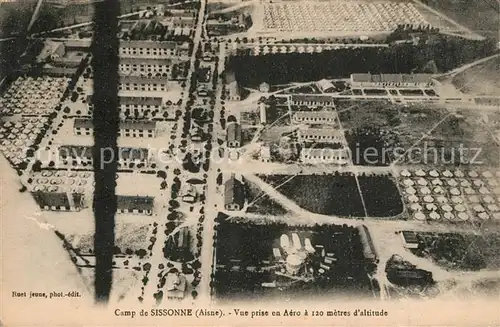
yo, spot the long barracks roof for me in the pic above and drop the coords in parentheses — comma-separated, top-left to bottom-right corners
(119, 75, 169, 85)
(120, 40, 178, 49)
(87, 94, 163, 106)
(350, 73, 432, 84)
(119, 57, 173, 66)
(226, 122, 242, 143)
(298, 127, 343, 138)
(293, 111, 337, 120)
(74, 118, 156, 130)
(59, 145, 149, 160)
(224, 177, 245, 207)
(117, 195, 154, 211)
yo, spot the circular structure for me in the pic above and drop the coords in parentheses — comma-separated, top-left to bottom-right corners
(423, 195, 434, 203)
(55, 171, 67, 177)
(432, 178, 443, 186)
(408, 195, 419, 203)
(451, 196, 463, 204)
(415, 169, 426, 177)
(414, 212, 426, 221)
(473, 179, 484, 187)
(403, 179, 414, 186)
(447, 179, 458, 187)
(450, 188, 460, 196)
(441, 204, 453, 212)
(400, 169, 411, 177)
(429, 170, 439, 177)
(479, 187, 490, 195)
(482, 171, 493, 178)
(464, 188, 475, 195)
(420, 187, 431, 195)
(482, 196, 494, 204)
(286, 254, 304, 275)
(454, 170, 464, 178)
(406, 187, 416, 195)
(488, 180, 498, 186)
(410, 203, 422, 211)
(442, 170, 453, 178)
(417, 178, 428, 186)
(426, 203, 437, 211)
(473, 204, 485, 213)
(487, 204, 499, 212)
(444, 212, 455, 221)
(460, 179, 471, 187)
(468, 171, 478, 178)
(454, 204, 466, 212)
(457, 212, 469, 221)
(429, 212, 440, 220)
(477, 212, 490, 220)
(433, 186, 444, 194)
(468, 195, 480, 203)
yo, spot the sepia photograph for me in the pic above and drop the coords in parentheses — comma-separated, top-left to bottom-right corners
(0, 0, 499, 325)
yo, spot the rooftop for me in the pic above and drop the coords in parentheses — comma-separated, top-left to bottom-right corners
(351, 73, 433, 84)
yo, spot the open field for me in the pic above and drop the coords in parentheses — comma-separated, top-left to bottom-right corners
(420, 0, 499, 40)
(452, 57, 500, 96)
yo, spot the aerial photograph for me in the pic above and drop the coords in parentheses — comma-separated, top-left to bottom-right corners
(1, 0, 499, 316)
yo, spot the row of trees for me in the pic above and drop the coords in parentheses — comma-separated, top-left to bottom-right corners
(227, 36, 498, 87)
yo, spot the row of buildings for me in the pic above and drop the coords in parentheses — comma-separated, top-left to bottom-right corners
(119, 40, 190, 58)
(350, 73, 434, 88)
(73, 118, 157, 138)
(86, 94, 181, 114)
(31, 186, 154, 215)
(59, 145, 151, 166)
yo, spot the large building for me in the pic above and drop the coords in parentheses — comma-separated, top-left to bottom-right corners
(225, 71, 241, 101)
(119, 40, 190, 58)
(291, 94, 334, 107)
(117, 195, 154, 216)
(119, 76, 169, 92)
(119, 57, 173, 77)
(224, 176, 245, 211)
(300, 147, 349, 165)
(87, 95, 175, 115)
(297, 128, 344, 143)
(292, 111, 338, 125)
(73, 118, 156, 138)
(226, 122, 242, 148)
(31, 188, 84, 211)
(350, 73, 434, 88)
(59, 145, 151, 166)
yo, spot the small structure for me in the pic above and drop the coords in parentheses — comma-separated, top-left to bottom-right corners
(259, 82, 270, 93)
(166, 271, 187, 300)
(260, 146, 271, 162)
(226, 122, 242, 148)
(316, 79, 335, 93)
(116, 195, 154, 215)
(181, 184, 197, 203)
(259, 102, 267, 124)
(225, 71, 241, 101)
(224, 175, 245, 211)
(400, 231, 420, 249)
